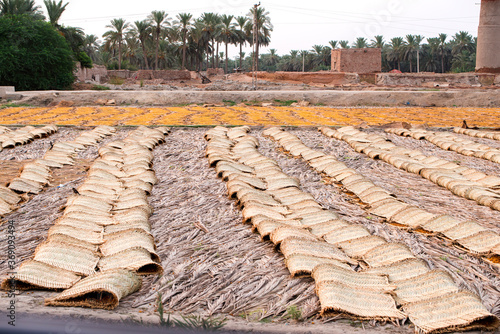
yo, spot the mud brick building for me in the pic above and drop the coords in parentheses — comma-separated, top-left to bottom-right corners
(331, 48, 382, 73)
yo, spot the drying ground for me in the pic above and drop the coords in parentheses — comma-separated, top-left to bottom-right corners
(0, 106, 498, 127)
(0, 124, 499, 333)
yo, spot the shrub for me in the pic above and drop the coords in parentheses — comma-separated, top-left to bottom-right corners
(0, 15, 75, 90)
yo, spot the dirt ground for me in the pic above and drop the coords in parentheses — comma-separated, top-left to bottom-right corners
(0, 126, 499, 333)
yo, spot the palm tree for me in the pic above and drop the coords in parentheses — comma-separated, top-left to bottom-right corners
(84, 34, 100, 62)
(235, 16, 249, 69)
(0, 0, 44, 18)
(370, 35, 384, 48)
(103, 18, 129, 70)
(130, 20, 152, 70)
(299, 50, 308, 72)
(438, 33, 447, 73)
(176, 13, 193, 70)
(43, 0, 67, 26)
(149, 10, 170, 70)
(388, 37, 404, 71)
(404, 34, 418, 72)
(451, 31, 473, 55)
(414, 35, 424, 72)
(247, 6, 272, 71)
(339, 40, 350, 49)
(425, 37, 440, 72)
(219, 14, 239, 73)
(328, 40, 338, 49)
(353, 37, 368, 48)
(200, 13, 220, 69)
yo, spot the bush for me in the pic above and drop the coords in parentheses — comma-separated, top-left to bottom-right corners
(0, 15, 75, 90)
(77, 51, 93, 69)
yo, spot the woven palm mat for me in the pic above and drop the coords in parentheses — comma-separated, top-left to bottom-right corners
(1, 127, 499, 331)
(254, 130, 500, 318)
(132, 128, 319, 320)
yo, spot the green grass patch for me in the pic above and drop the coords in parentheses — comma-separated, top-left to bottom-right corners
(109, 77, 125, 85)
(91, 85, 111, 91)
(0, 103, 33, 109)
(222, 99, 236, 106)
(274, 99, 298, 106)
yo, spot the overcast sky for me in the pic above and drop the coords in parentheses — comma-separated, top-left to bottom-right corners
(45, 0, 480, 59)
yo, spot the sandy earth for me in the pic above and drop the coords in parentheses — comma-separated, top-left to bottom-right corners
(0, 126, 499, 333)
(14, 89, 500, 108)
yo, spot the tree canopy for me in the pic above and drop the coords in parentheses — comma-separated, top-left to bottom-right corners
(0, 14, 75, 90)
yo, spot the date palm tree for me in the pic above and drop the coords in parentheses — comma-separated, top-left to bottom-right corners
(328, 40, 338, 49)
(451, 31, 474, 55)
(0, 0, 44, 18)
(247, 6, 272, 71)
(339, 40, 350, 49)
(353, 37, 368, 48)
(404, 34, 418, 72)
(235, 16, 249, 69)
(103, 18, 129, 70)
(219, 14, 239, 73)
(130, 20, 152, 70)
(43, 0, 67, 26)
(438, 33, 447, 73)
(388, 37, 404, 71)
(149, 10, 170, 70)
(84, 34, 100, 62)
(370, 35, 384, 48)
(176, 13, 193, 70)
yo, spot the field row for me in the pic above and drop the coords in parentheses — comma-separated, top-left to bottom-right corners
(206, 126, 498, 333)
(2, 126, 168, 310)
(0, 106, 498, 127)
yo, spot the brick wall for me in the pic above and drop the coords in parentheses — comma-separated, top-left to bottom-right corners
(331, 48, 382, 73)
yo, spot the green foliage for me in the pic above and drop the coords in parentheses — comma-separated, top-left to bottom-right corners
(0, 0, 45, 19)
(0, 15, 75, 90)
(109, 77, 125, 85)
(91, 85, 110, 91)
(222, 99, 236, 106)
(0, 102, 32, 109)
(274, 99, 297, 106)
(286, 305, 302, 321)
(156, 293, 227, 331)
(77, 51, 93, 68)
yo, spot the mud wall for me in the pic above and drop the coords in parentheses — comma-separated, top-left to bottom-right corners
(206, 68, 225, 77)
(331, 48, 382, 73)
(107, 70, 191, 81)
(376, 73, 498, 87)
(249, 71, 360, 85)
(75, 65, 108, 83)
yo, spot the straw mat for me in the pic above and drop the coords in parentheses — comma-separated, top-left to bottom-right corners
(45, 269, 141, 310)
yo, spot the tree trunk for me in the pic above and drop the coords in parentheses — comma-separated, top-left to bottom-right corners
(225, 42, 229, 74)
(441, 52, 445, 73)
(211, 40, 215, 68)
(216, 42, 219, 69)
(256, 42, 259, 71)
(155, 29, 159, 70)
(409, 58, 412, 73)
(239, 43, 243, 68)
(118, 40, 122, 70)
(182, 35, 187, 70)
(206, 44, 210, 71)
(142, 41, 149, 70)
